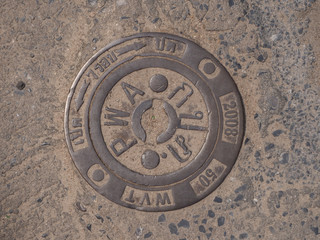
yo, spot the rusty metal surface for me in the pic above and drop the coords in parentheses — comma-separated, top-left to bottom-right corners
(64, 32, 245, 211)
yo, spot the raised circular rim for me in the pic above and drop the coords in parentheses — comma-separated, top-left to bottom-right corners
(64, 32, 245, 211)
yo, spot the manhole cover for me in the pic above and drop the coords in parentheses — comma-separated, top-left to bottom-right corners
(65, 33, 244, 211)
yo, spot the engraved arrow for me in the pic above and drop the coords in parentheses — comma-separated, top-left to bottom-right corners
(115, 42, 146, 56)
(75, 80, 90, 111)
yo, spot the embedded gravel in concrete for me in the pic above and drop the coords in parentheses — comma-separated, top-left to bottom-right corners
(0, 0, 319, 239)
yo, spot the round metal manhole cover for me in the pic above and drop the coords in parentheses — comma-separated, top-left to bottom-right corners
(65, 33, 245, 211)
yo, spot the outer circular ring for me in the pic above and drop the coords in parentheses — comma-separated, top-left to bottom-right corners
(64, 32, 245, 211)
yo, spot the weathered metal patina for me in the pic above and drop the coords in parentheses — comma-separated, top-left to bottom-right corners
(65, 33, 244, 211)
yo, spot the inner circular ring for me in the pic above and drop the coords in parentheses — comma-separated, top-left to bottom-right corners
(89, 57, 220, 187)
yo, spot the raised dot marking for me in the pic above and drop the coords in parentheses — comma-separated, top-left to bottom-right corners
(92, 169, 104, 182)
(203, 62, 216, 74)
(149, 74, 168, 93)
(141, 150, 160, 169)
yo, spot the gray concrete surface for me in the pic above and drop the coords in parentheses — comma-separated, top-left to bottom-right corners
(0, 0, 319, 239)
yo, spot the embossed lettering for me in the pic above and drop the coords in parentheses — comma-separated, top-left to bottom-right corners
(168, 83, 193, 108)
(179, 111, 207, 131)
(190, 159, 226, 196)
(166, 40, 176, 53)
(179, 111, 203, 120)
(121, 82, 145, 105)
(155, 37, 176, 53)
(156, 192, 171, 206)
(121, 186, 175, 208)
(125, 190, 135, 203)
(72, 118, 82, 128)
(167, 135, 192, 163)
(220, 92, 240, 144)
(69, 117, 85, 148)
(94, 57, 110, 72)
(139, 193, 151, 206)
(104, 107, 130, 126)
(110, 138, 138, 156)
(86, 69, 98, 79)
(156, 37, 165, 51)
(69, 129, 84, 145)
(106, 52, 117, 63)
